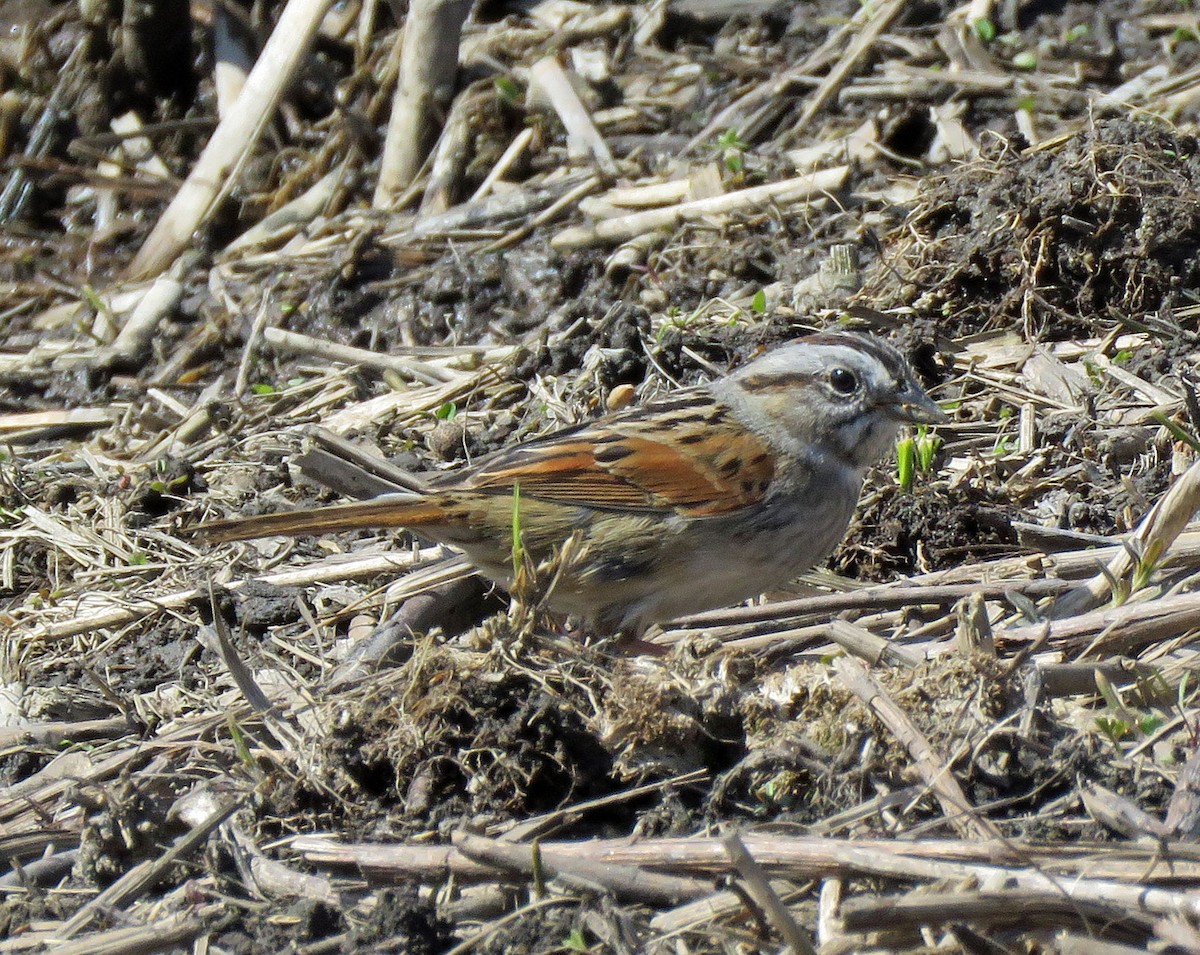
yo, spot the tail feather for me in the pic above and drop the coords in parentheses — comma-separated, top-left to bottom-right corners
(193, 493, 446, 543)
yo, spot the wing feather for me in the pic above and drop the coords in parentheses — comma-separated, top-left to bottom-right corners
(457, 396, 776, 516)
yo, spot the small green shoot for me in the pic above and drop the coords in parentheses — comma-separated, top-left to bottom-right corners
(896, 435, 915, 490)
(227, 713, 260, 776)
(511, 484, 524, 579)
(251, 382, 277, 396)
(1064, 23, 1089, 43)
(1095, 669, 1125, 713)
(1139, 713, 1166, 735)
(530, 838, 545, 898)
(149, 473, 190, 495)
(564, 929, 590, 952)
(751, 288, 767, 314)
(81, 285, 105, 311)
(973, 18, 996, 41)
(716, 127, 750, 174)
(1095, 715, 1131, 746)
(897, 426, 941, 490)
(1131, 538, 1164, 592)
(915, 425, 941, 472)
(1178, 671, 1200, 744)
(434, 400, 458, 421)
(1100, 560, 1130, 607)
(1012, 50, 1038, 70)
(495, 76, 521, 104)
(1092, 669, 1173, 746)
(1016, 94, 1037, 113)
(81, 285, 112, 335)
(1151, 410, 1200, 454)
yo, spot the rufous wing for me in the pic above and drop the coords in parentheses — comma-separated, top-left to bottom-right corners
(459, 399, 776, 516)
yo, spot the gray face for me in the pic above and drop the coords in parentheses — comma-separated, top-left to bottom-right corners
(719, 333, 944, 471)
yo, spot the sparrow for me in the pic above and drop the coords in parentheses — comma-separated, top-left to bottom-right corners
(195, 332, 945, 640)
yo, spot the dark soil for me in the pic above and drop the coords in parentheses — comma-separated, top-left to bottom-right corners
(3, 0, 1200, 952)
(862, 119, 1200, 342)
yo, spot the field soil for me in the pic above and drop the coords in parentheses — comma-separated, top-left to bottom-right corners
(4, 1, 1200, 952)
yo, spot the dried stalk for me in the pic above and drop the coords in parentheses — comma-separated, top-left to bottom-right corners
(373, 0, 472, 207)
(129, 0, 332, 278)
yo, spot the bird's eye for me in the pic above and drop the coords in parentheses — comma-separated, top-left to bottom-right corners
(829, 367, 858, 395)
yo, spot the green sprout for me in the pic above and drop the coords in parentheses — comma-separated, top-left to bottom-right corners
(227, 713, 260, 777)
(751, 288, 767, 314)
(1152, 410, 1200, 453)
(916, 425, 941, 471)
(1092, 666, 1175, 748)
(1131, 539, 1164, 593)
(897, 436, 915, 490)
(494, 76, 521, 104)
(434, 400, 458, 421)
(716, 127, 750, 174)
(973, 18, 996, 41)
(896, 425, 941, 490)
(511, 483, 524, 579)
(1095, 715, 1132, 746)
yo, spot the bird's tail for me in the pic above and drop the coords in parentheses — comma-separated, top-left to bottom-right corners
(193, 493, 448, 543)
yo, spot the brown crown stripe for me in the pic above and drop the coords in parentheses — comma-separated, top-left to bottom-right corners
(737, 370, 818, 392)
(799, 332, 907, 375)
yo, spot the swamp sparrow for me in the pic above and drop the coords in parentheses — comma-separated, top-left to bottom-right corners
(197, 333, 945, 638)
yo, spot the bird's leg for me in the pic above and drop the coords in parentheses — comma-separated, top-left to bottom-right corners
(613, 627, 669, 657)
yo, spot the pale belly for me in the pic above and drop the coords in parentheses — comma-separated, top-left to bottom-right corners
(535, 476, 860, 633)
(448, 461, 864, 635)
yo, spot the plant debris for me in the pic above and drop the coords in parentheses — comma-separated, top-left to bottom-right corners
(4, 1, 1200, 952)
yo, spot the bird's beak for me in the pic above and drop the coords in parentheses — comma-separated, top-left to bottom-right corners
(886, 387, 948, 425)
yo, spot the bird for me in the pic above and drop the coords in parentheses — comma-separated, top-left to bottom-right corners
(195, 332, 945, 642)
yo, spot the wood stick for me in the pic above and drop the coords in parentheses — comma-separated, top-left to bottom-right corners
(292, 832, 1200, 898)
(262, 327, 458, 384)
(794, 0, 908, 129)
(128, 0, 331, 278)
(452, 832, 712, 905)
(834, 656, 1004, 841)
(529, 56, 618, 177)
(21, 548, 444, 643)
(551, 166, 848, 250)
(724, 833, 817, 955)
(373, 0, 472, 207)
(1052, 457, 1200, 618)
